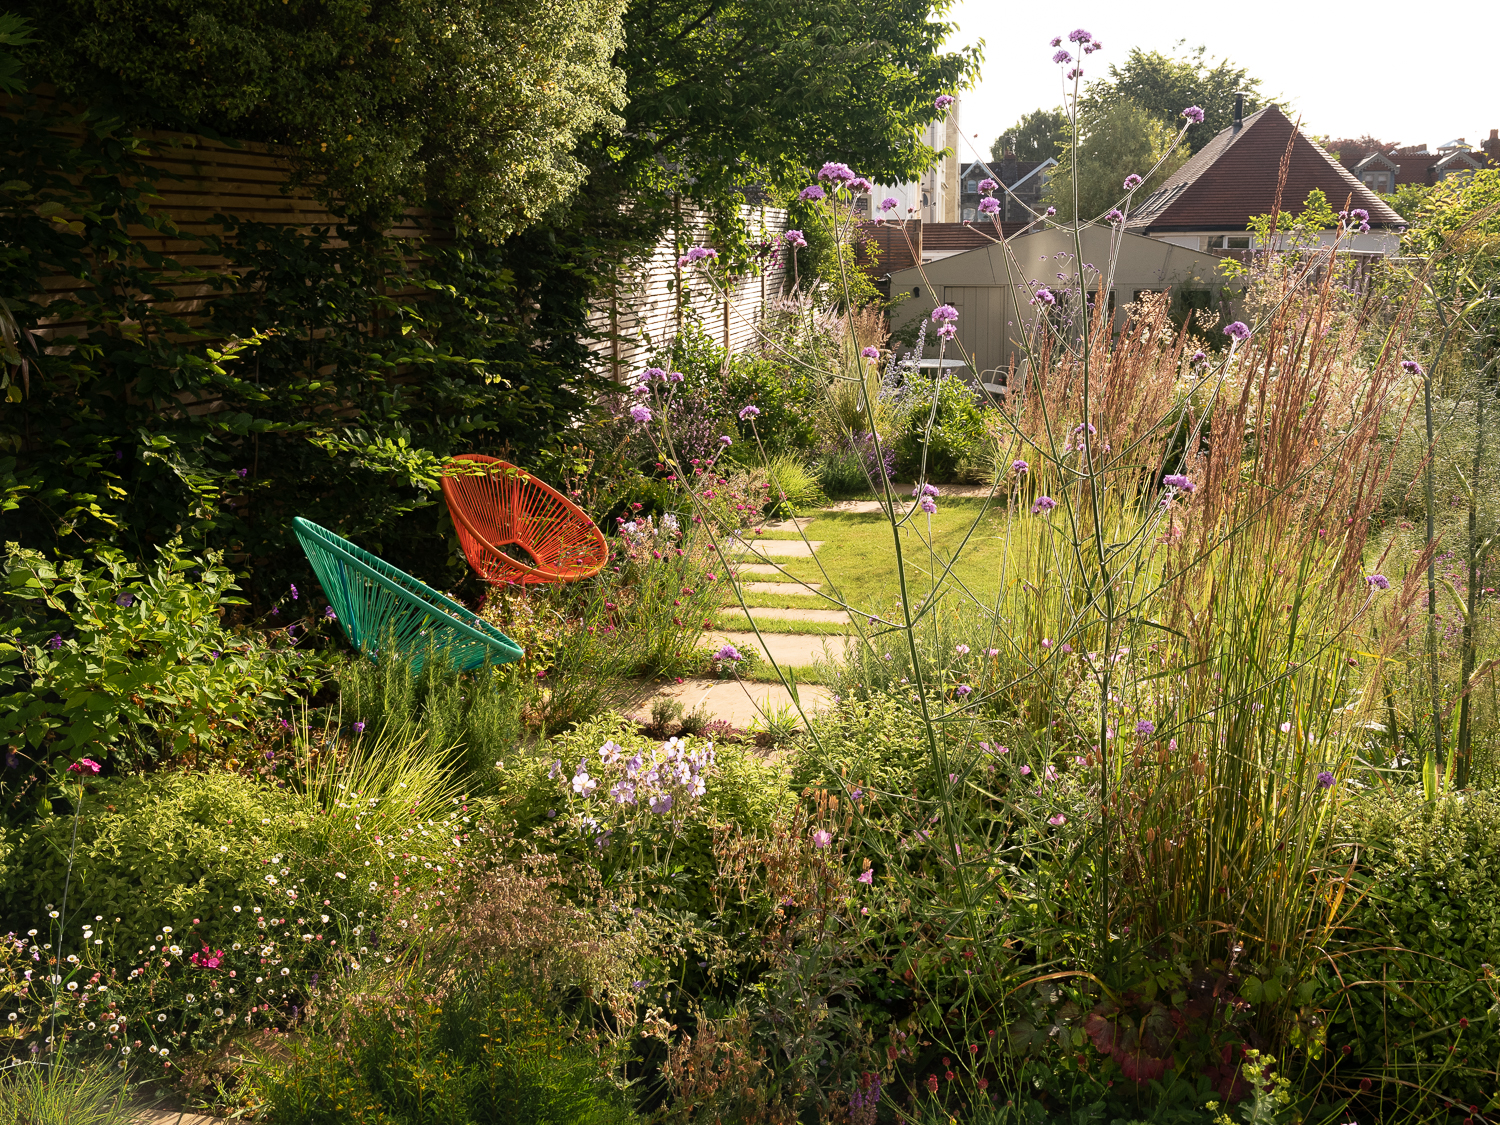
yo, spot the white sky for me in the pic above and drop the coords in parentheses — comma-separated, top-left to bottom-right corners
(942, 0, 1499, 163)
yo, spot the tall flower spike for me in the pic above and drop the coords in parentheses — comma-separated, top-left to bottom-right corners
(1224, 321, 1251, 342)
(1182, 105, 1205, 125)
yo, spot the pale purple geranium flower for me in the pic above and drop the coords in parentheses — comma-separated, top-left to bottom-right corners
(738, 404, 760, 420)
(353, 721, 365, 734)
(1224, 321, 1251, 341)
(857, 868, 873, 885)
(68, 758, 102, 775)
(1182, 105, 1205, 125)
(629, 404, 652, 424)
(812, 829, 833, 848)
(798, 185, 826, 202)
(955, 644, 969, 654)
(1048, 814, 1067, 826)
(1123, 174, 1143, 191)
(931, 304, 959, 323)
(935, 94, 956, 109)
(1031, 496, 1057, 514)
(1366, 574, 1390, 590)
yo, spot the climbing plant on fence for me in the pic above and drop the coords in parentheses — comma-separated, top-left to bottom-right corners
(0, 98, 618, 604)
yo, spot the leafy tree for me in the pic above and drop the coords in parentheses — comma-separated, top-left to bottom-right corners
(17, 0, 628, 239)
(1044, 98, 1187, 222)
(602, 0, 980, 200)
(990, 107, 1065, 163)
(1083, 43, 1265, 154)
(1382, 183, 1432, 222)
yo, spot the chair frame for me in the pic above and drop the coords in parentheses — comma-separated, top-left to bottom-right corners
(292, 517, 524, 671)
(440, 454, 609, 586)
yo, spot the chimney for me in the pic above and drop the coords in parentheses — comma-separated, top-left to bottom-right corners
(1233, 93, 1244, 130)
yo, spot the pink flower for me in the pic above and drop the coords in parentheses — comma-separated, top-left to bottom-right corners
(812, 830, 832, 848)
(68, 758, 102, 775)
(861, 346, 880, 359)
(1047, 814, 1067, 827)
(858, 869, 874, 885)
(935, 94, 956, 110)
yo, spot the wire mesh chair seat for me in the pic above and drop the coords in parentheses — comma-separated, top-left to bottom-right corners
(292, 517, 524, 671)
(440, 454, 609, 586)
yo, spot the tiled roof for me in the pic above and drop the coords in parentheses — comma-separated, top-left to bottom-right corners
(1125, 105, 1405, 233)
(922, 221, 1026, 253)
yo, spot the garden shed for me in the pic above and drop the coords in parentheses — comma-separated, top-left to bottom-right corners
(887, 226, 1224, 382)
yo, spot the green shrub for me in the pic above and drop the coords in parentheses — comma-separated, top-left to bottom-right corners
(336, 644, 524, 785)
(763, 453, 826, 518)
(1320, 790, 1500, 1118)
(0, 544, 327, 778)
(725, 353, 819, 456)
(891, 375, 988, 483)
(258, 967, 637, 1125)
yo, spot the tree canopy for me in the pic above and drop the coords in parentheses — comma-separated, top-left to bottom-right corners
(604, 0, 980, 202)
(1043, 98, 1187, 223)
(1082, 44, 1265, 154)
(19, 0, 628, 239)
(990, 107, 1065, 163)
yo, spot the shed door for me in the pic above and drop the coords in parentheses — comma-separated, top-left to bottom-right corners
(942, 286, 1013, 378)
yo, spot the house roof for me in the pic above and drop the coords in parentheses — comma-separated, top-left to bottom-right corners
(1352, 152, 1400, 174)
(1125, 105, 1405, 234)
(959, 158, 1055, 189)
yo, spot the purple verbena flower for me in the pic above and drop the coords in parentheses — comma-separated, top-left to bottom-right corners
(935, 94, 956, 110)
(1105, 208, 1124, 222)
(1067, 28, 1092, 44)
(849, 177, 873, 192)
(879, 197, 899, 212)
(1045, 206, 1057, 216)
(714, 645, 744, 663)
(1366, 573, 1390, 590)
(1401, 359, 1424, 375)
(861, 346, 880, 359)
(353, 721, 365, 734)
(1224, 321, 1251, 341)
(919, 496, 937, 514)
(955, 684, 972, 697)
(798, 185, 826, 202)
(1182, 105, 1205, 125)
(1317, 770, 1336, 789)
(289, 583, 299, 600)
(1350, 208, 1369, 223)
(1190, 349, 1208, 366)
(629, 404, 652, 423)
(978, 197, 1000, 216)
(235, 467, 248, 478)
(937, 322, 957, 340)
(1135, 720, 1156, 736)
(738, 404, 761, 419)
(1032, 288, 1056, 306)
(1050, 36, 1062, 47)
(1163, 473, 1196, 492)
(1031, 495, 1057, 514)
(1052, 49, 1072, 64)
(1012, 459, 1029, 474)
(1123, 174, 1143, 191)
(978, 177, 998, 194)
(718, 434, 732, 446)
(931, 304, 959, 323)
(818, 161, 856, 184)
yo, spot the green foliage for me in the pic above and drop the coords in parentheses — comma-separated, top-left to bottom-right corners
(258, 967, 637, 1125)
(0, 544, 325, 775)
(18, 0, 627, 238)
(990, 106, 1066, 162)
(0, 104, 609, 597)
(763, 453, 826, 518)
(1246, 188, 1339, 244)
(892, 374, 988, 482)
(0, 14, 36, 98)
(1085, 45, 1266, 154)
(0, 1059, 132, 1125)
(1045, 98, 1189, 222)
(336, 646, 523, 786)
(1322, 790, 1500, 1116)
(1381, 182, 1432, 223)
(726, 355, 820, 457)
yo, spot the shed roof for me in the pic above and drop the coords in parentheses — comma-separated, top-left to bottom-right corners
(1125, 105, 1405, 234)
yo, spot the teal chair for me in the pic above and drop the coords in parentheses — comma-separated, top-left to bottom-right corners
(292, 517, 523, 671)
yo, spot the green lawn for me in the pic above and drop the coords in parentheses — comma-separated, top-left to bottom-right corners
(729, 500, 1019, 616)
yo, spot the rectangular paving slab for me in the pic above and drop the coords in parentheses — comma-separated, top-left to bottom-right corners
(713, 630, 854, 666)
(627, 676, 833, 729)
(724, 540, 824, 557)
(737, 580, 823, 595)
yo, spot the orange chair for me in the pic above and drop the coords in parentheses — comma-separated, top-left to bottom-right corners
(440, 454, 609, 586)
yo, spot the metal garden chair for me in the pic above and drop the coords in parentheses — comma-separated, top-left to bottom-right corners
(292, 516, 523, 671)
(440, 454, 609, 586)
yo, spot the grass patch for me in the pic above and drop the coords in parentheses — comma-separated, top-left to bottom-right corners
(712, 612, 854, 636)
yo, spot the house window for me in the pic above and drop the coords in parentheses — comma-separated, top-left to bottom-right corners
(1207, 235, 1251, 250)
(966, 180, 977, 193)
(962, 207, 976, 222)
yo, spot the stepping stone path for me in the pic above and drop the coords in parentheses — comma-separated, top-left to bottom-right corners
(634, 514, 856, 733)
